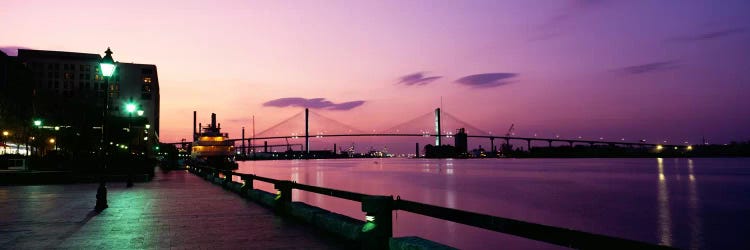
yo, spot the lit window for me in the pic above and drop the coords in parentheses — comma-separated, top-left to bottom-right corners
(143, 77, 152, 83)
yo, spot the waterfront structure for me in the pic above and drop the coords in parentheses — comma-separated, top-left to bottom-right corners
(454, 128, 468, 155)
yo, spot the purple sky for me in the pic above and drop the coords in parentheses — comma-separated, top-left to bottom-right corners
(2, 0, 749, 147)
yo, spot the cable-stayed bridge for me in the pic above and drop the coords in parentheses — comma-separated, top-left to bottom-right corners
(165, 108, 691, 154)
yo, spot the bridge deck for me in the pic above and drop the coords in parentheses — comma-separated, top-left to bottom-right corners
(0, 169, 350, 249)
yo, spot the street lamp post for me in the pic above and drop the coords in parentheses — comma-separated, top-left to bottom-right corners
(124, 103, 138, 188)
(33, 120, 41, 156)
(96, 47, 116, 212)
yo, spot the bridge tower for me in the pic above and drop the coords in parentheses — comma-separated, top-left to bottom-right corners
(435, 108, 441, 145)
(305, 108, 310, 155)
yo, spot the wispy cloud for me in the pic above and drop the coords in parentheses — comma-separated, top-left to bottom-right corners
(263, 97, 365, 111)
(671, 27, 747, 42)
(397, 72, 442, 86)
(0, 46, 31, 56)
(531, 0, 608, 41)
(455, 73, 518, 88)
(616, 61, 678, 75)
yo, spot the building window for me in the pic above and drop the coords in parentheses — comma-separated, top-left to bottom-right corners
(86, 82, 90, 89)
(64, 72, 73, 80)
(143, 77, 152, 83)
(55, 82, 59, 88)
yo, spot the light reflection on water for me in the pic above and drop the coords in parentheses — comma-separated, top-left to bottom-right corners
(687, 159, 703, 250)
(657, 158, 672, 246)
(236, 158, 750, 249)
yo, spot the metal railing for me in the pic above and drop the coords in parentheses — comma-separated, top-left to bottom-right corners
(188, 165, 674, 250)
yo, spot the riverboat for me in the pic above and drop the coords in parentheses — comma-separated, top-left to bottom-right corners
(190, 113, 238, 170)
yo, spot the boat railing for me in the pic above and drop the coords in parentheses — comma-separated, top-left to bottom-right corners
(188, 165, 674, 250)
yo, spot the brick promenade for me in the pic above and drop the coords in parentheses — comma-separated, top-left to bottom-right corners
(0, 169, 349, 249)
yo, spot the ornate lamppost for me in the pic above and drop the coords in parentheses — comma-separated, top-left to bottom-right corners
(96, 47, 116, 212)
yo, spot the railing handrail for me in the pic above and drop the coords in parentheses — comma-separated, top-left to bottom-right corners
(291, 181, 368, 202)
(393, 197, 667, 249)
(191, 165, 674, 249)
(230, 170, 368, 202)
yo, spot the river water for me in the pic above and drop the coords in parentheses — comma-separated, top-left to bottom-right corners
(235, 158, 750, 249)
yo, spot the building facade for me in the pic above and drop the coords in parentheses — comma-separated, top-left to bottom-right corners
(16, 49, 160, 138)
(0, 50, 34, 155)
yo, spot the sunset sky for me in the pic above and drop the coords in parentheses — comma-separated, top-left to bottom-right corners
(2, 0, 749, 149)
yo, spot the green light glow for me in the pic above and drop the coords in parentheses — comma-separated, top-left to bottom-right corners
(33, 120, 42, 126)
(125, 103, 137, 113)
(100, 63, 116, 77)
(361, 222, 376, 232)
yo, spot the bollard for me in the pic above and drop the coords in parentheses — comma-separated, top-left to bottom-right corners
(274, 180, 293, 214)
(95, 180, 108, 211)
(361, 195, 393, 250)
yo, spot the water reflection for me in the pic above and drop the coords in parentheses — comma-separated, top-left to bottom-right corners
(316, 170, 325, 205)
(657, 158, 672, 246)
(687, 159, 702, 250)
(291, 166, 300, 200)
(235, 158, 749, 249)
(445, 165, 456, 244)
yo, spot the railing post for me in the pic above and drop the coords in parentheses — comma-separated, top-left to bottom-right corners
(361, 195, 393, 250)
(224, 171, 233, 187)
(240, 174, 254, 195)
(274, 180, 293, 214)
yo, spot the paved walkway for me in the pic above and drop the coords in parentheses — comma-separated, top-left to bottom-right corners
(0, 169, 348, 249)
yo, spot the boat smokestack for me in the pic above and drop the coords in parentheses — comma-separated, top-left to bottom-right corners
(193, 111, 197, 141)
(211, 113, 217, 128)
